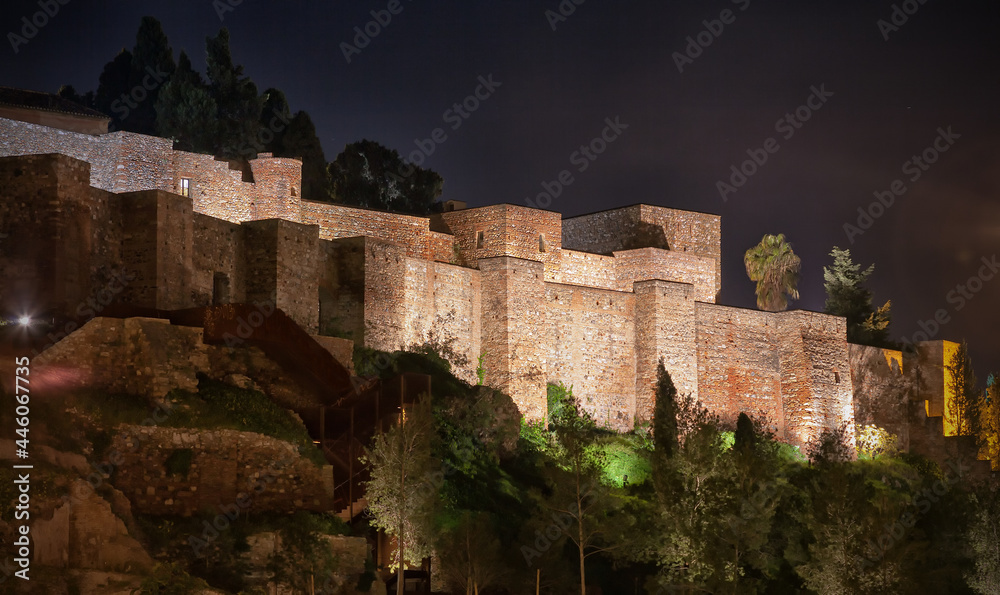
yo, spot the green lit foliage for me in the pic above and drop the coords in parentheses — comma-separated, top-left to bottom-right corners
(856, 424, 900, 459)
(532, 392, 632, 595)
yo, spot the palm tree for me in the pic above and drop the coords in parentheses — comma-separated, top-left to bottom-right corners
(744, 234, 801, 312)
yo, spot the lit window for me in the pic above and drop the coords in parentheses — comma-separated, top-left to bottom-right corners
(476, 231, 484, 249)
(539, 234, 547, 253)
(179, 178, 191, 197)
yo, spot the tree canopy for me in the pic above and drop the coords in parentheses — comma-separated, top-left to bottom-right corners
(744, 233, 801, 312)
(328, 140, 444, 215)
(824, 247, 893, 346)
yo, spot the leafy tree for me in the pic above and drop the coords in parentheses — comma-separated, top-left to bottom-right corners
(155, 51, 218, 154)
(277, 110, 330, 201)
(650, 391, 733, 591)
(206, 28, 263, 159)
(946, 341, 981, 439)
(967, 487, 1000, 594)
(536, 393, 629, 595)
(721, 413, 784, 593)
(823, 247, 892, 346)
(744, 233, 801, 312)
(363, 395, 437, 595)
(328, 140, 444, 215)
(266, 512, 339, 594)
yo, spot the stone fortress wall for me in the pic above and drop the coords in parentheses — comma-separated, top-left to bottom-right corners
(0, 116, 855, 446)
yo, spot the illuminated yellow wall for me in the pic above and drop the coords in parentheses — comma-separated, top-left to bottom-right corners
(940, 341, 961, 436)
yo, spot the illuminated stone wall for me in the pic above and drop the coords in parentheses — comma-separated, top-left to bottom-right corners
(545, 282, 636, 429)
(695, 303, 785, 436)
(0, 126, 864, 448)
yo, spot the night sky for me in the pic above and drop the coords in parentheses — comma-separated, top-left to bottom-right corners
(2, 0, 998, 374)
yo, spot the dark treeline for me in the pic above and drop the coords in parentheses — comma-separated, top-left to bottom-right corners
(58, 17, 443, 215)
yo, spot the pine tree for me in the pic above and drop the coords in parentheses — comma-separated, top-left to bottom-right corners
(823, 247, 892, 346)
(206, 28, 263, 159)
(155, 51, 218, 154)
(126, 16, 175, 135)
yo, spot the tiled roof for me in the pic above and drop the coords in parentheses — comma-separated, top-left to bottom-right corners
(0, 86, 109, 120)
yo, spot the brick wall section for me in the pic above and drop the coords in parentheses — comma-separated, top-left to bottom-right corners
(319, 237, 368, 340)
(695, 303, 785, 436)
(635, 281, 698, 424)
(556, 249, 619, 290)
(112, 425, 334, 515)
(244, 219, 320, 333)
(849, 344, 909, 449)
(614, 248, 718, 303)
(0, 116, 299, 224)
(777, 311, 854, 448)
(442, 204, 563, 274)
(248, 154, 303, 221)
(402, 258, 481, 384)
(362, 240, 409, 351)
(562, 204, 722, 295)
(479, 257, 548, 421)
(300, 201, 441, 260)
(545, 282, 635, 429)
(119, 190, 194, 311)
(191, 212, 246, 307)
(0, 154, 123, 316)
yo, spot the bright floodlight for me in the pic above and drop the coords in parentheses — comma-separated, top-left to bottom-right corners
(17, 316, 30, 326)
